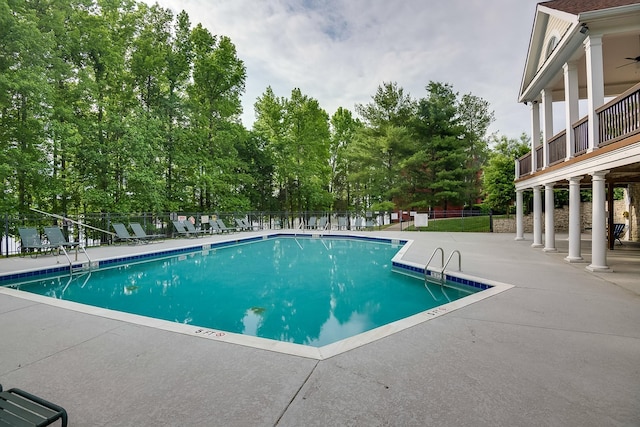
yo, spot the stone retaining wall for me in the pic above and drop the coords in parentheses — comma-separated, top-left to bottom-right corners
(494, 198, 634, 241)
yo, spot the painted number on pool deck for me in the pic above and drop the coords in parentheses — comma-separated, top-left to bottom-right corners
(194, 328, 226, 338)
(425, 307, 447, 317)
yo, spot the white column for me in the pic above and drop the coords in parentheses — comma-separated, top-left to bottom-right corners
(587, 171, 611, 272)
(532, 186, 543, 248)
(565, 176, 584, 262)
(624, 186, 631, 242)
(541, 89, 554, 169)
(563, 62, 579, 159)
(515, 189, 524, 241)
(584, 34, 604, 151)
(530, 101, 540, 172)
(543, 183, 557, 252)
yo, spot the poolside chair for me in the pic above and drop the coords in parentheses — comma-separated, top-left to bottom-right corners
(235, 218, 249, 231)
(182, 220, 203, 237)
(208, 219, 223, 234)
(612, 223, 626, 245)
(44, 226, 80, 251)
(0, 383, 68, 426)
(306, 216, 317, 229)
(353, 217, 365, 230)
(317, 217, 328, 230)
(237, 218, 260, 231)
(247, 219, 262, 230)
(335, 217, 348, 230)
(216, 218, 238, 233)
(130, 222, 164, 242)
(172, 220, 190, 237)
(18, 228, 51, 258)
(112, 223, 141, 245)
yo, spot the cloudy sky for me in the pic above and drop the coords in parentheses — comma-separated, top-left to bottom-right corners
(146, 0, 542, 139)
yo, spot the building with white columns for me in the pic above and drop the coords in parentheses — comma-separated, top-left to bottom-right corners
(515, 0, 640, 272)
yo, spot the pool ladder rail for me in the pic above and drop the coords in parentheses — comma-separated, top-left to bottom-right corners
(57, 244, 93, 275)
(424, 247, 462, 287)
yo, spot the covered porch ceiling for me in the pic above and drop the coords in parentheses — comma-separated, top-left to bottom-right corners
(547, 31, 640, 101)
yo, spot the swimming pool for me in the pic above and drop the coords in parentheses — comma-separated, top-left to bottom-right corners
(0, 234, 512, 359)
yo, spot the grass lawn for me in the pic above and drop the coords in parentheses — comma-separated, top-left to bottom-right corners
(407, 215, 491, 232)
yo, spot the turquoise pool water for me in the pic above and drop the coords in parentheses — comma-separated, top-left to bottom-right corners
(9, 237, 478, 347)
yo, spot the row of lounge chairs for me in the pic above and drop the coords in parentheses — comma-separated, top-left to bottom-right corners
(303, 216, 372, 230)
(305, 216, 330, 230)
(18, 218, 262, 255)
(171, 218, 260, 237)
(112, 222, 165, 245)
(235, 218, 261, 231)
(18, 226, 81, 258)
(19, 215, 368, 255)
(18, 222, 165, 255)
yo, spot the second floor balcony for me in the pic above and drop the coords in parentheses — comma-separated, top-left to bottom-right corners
(517, 82, 640, 179)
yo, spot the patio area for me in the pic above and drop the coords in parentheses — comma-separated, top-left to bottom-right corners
(1, 231, 639, 426)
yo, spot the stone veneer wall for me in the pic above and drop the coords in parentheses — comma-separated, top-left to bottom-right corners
(494, 185, 638, 242)
(493, 204, 591, 234)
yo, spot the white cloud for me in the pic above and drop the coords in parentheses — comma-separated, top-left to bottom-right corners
(146, 0, 539, 138)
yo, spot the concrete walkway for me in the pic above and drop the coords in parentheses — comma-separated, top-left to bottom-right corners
(1, 231, 639, 426)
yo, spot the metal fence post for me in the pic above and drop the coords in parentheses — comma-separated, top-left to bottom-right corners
(4, 213, 8, 258)
(489, 210, 494, 232)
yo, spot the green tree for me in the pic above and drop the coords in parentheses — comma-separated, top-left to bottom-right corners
(483, 133, 530, 213)
(253, 86, 289, 211)
(237, 131, 276, 212)
(187, 24, 246, 211)
(1, 0, 263, 216)
(126, 3, 174, 212)
(72, 0, 140, 212)
(329, 107, 361, 211)
(162, 10, 193, 211)
(285, 88, 331, 212)
(408, 82, 468, 211)
(350, 82, 416, 212)
(0, 0, 54, 213)
(253, 87, 331, 213)
(458, 93, 494, 204)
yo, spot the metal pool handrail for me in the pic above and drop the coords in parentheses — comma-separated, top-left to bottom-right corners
(443, 250, 462, 273)
(425, 248, 462, 287)
(58, 244, 92, 275)
(425, 247, 444, 273)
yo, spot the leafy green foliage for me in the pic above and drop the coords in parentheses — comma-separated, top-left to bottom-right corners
(329, 107, 361, 211)
(400, 82, 492, 211)
(254, 87, 331, 212)
(482, 134, 530, 213)
(1, 0, 252, 214)
(2, 1, 514, 216)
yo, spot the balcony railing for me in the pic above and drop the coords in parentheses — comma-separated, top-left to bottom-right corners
(517, 82, 640, 179)
(598, 83, 640, 146)
(518, 152, 532, 175)
(548, 130, 566, 165)
(573, 117, 589, 155)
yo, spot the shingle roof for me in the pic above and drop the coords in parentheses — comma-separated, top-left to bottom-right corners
(540, 0, 640, 14)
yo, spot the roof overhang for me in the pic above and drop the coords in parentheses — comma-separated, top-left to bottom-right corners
(518, 3, 640, 104)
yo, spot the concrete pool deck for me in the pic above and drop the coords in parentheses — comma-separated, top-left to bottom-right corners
(1, 231, 639, 426)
